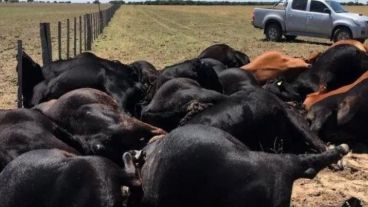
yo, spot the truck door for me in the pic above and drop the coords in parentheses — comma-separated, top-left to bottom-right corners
(307, 0, 332, 36)
(286, 0, 308, 33)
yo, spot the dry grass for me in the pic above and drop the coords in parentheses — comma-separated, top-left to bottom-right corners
(94, 5, 332, 67)
(0, 3, 108, 108)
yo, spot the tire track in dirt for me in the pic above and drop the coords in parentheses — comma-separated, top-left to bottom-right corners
(140, 7, 212, 45)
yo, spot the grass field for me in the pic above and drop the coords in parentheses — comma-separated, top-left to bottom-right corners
(93, 5, 368, 68)
(1, 5, 368, 206)
(0, 3, 108, 108)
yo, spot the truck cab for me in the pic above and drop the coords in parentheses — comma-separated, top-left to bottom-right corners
(252, 0, 368, 42)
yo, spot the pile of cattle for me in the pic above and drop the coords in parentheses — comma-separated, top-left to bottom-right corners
(0, 40, 366, 207)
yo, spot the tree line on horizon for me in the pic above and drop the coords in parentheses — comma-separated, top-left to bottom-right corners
(0, 0, 366, 6)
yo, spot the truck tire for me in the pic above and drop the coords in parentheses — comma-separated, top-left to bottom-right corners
(285, 35, 297, 41)
(333, 27, 352, 42)
(265, 23, 282, 42)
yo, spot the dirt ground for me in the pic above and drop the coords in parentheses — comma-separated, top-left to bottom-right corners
(292, 147, 368, 206)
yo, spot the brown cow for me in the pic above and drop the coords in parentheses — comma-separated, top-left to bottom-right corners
(304, 39, 367, 64)
(241, 51, 309, 83)
(332, 39, 368, 52)
(303, 71, 368, 110)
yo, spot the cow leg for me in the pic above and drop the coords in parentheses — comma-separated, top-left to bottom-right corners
(284, 105, 327, 152)
(122, 152, 143, 207)
(295, 144, 349, 179)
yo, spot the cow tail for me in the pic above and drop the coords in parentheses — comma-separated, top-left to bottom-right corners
(293, 144, 349, 179)
(283, 104, 327, 153)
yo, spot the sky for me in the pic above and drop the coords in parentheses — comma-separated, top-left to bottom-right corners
(25, 0, 366, 5)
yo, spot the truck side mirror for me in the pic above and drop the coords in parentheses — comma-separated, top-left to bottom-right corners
(323, 8, 331, 14)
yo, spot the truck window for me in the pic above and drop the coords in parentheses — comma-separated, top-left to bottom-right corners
(291, 0, 308, 10)
(310, 1, 328, 13)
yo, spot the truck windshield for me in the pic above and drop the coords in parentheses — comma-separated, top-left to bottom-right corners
(326, 0, 347, 13)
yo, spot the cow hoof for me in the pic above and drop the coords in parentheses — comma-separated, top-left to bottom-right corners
(329, 163, 344, 171)
(121, 186, 130, 198)
(339, 143, 350, 155)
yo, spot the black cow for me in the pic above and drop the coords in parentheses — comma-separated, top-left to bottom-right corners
(35, 88, 166, 165)
(19, 51, 44, 108)
(154, 58, 223, 94)
(198, 43, 250, 67)
(199, 58, 227, 74)
(263, 44, 368, 102)
(29, 53, 144, 114)
(141, 78, 226, 131)
(0, 109, 80, 170)
(41, 52, 126, 80)
(140, 125, 349, 207)
(218, 68, 258, 95)
(129, 60, 159, 87)
(186, 88, 326, 153)
(311, 44, 368, 92)
(0, 149, 141, 207)
(306, 78, 368, 143)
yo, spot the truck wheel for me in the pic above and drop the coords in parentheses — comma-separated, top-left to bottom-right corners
(265, 23, 282, 42)
(285, 35, 297, 41)
(333, 28, 352, 42)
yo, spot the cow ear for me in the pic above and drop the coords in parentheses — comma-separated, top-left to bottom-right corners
(337, 95, 360, 125)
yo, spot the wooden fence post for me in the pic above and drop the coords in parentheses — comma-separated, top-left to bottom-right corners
(66, 19, 70, 59)
(79, 16, 82, 54)
(58, 21, 61, 60)
(93, 13, 96, 38)
(40, 22, 52, 65)
(84, 14, 87, 51)
(92, 13, 95, 41)
(86, 14, 92, 50)
(74, 17, 77, 57)
(17, 40, 23, 108)
(99, 10, 103, 34)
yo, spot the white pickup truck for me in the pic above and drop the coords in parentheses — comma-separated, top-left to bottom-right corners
(252, 0, 368, 42)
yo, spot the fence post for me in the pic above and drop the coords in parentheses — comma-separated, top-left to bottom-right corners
(84, 14, 87, 51)
(79, 16, 82, 54)
(66, 19, 70, 59)
(74, 17, 77, 57)
(92, 13, 95, 41)
(99, 10, 103, 34)
(93, 13, 95, 38)
(86, 14, 92, 50)
(58, 21, 61, 60)
(17, 40, 23, 108)
(40, 22, 52, 65)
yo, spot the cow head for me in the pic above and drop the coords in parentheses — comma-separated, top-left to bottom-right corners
(306, 105, 334, 132)
(74, 104, 166, 165)
(242, 51, 309, 83)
